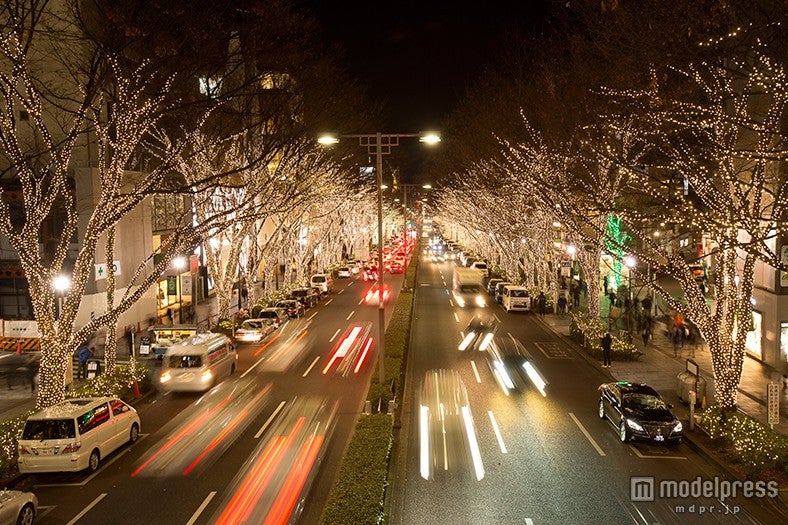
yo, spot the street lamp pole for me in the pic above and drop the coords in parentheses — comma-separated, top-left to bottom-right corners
(319, 132, 439, 384)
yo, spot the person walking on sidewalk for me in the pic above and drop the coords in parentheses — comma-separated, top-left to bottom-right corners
(641, 325, 651, 347)
(601, 331, 612, 368)
(671, 326, 684, 357)
(557, 295, 567, 314)
(537, 292, 546, 316)
(77, 344, 92, 379)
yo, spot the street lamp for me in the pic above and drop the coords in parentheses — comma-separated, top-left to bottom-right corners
(52, 275, 71, 321)
(173, 257, 187, 323)
(319, 132, 440, 383)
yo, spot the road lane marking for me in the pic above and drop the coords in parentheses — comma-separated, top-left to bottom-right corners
(629, 445, 687, 460)
(308, 312, 317, 321)
(186, 491, 217, 525)
(470, 360, 482, 383)
(303, 356, 320, 377)
(35, 437, 148, 487)
(525, 519, 534, 525)
(569, 412, 606, 457)
(329, 328, 341, 342)
(65, 493, 106, 525)
(255, 401, 287, 438)
(446, 289, 450, 295)
(338, 289, 344, 294)
(454, 312, 460, 323)
(346, 310, 355, 320)
(488, 410, 507, 453)
(325, 298, 334, 305)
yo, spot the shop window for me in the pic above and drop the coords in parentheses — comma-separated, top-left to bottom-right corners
(745, 311, 763, 358)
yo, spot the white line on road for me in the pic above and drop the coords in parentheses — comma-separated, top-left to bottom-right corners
(303, 356, 320, 377)
(454, 312, 460, 323)
(325, 298, 334, 305)
(329, 328, 341, 342)
(36, 437, 147, 488)
(65, 493, 107, 525)
(629, 445, 687, 460)
(488, 410, 507, 453)
(493, 314, 501, 323)
(308, 312, 317, 321)
(569, 412, 606, 457)
(186, 491, 217, 525)
(446, 289, 450, 295)
(525, 519, 534, 525)
(255, 401, 287, 438)
(338, 289, 344, 294)
(346, 310, 355, 320)
(470, 360, 482, 383)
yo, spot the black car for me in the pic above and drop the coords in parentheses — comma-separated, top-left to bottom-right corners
(598, 382, 683, 444)
(275, 299, 304, 319)
(458, 316, 497, 352)
(290, 287, 317, 309)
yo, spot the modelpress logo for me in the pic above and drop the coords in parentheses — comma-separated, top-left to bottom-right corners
(631, 477, 655, 502)
(631, 476, 779, 502)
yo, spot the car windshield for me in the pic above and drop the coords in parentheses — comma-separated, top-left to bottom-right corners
(510, 289, 528, 297)
(168, 355, 202, 368)
(291, 291, 307, 297)
(241, 321, 262, 330)
(460, 284, 482, 293)
(623, 393, 668, 410)
(23, 419, 76, 440)
(312, 276, 325, 283)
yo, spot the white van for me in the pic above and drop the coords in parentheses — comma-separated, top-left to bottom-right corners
(470, 261, 489, 277)
(310, 273, 334, 294)
(502, 285, 531, 312)
(158, 332, 237, 392)
(18, 397, 140, 473)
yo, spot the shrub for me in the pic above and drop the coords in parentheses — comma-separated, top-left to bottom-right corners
(702, 406, 788, 479)
(571, 312, 641, 361)
(320, 414, 392, 524)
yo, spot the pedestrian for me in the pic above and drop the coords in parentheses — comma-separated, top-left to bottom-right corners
(601, 331, 613, 368)
(537, 292, 546, 316)
(166, 308, 174, 325)
(557, 295, 567, 314)
(671, 326, 684, 357)
(77, 344, 91, 379)
(603, 275, 609, 295)
(608, 290, 616, 307)
(641, 325, 651, 347)
(685, 325, 696, 358)
(782, 360, 788, 390)
(641, 296, 652, 318)
(572, 286, 581, 308)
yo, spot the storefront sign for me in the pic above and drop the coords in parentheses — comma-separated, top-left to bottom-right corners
(95, 261, 122, 280)
(767, 383, 780, 428)
(167, 275, 177, 295)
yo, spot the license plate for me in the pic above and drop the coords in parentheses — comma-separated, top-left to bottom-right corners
(654, 435, 664, 442)
(38, 448, 56, 455)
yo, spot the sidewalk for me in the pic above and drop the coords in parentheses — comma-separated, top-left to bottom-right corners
(540, 304, 788, 434)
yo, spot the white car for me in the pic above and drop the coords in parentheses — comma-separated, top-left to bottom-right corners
(337, 266, 352, 278)
(0, 490, 37, 525)
(235, 318, 277, 342)
(18, 397, 141, 473)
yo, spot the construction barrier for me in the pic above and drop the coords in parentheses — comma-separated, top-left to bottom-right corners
(0, 337, 41, 352)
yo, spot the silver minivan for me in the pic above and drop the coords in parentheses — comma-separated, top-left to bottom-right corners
(159, 333, 237, 392)
(18, 397, 140, 473)
(310, 273, 334, 294)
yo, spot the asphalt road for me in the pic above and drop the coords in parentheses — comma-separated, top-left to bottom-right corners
(15, 272, 402, 525)
(390, 259, 780, 525)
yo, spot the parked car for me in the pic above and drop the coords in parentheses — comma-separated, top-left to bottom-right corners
(290, 288, 317, 309)
(487, 278, 504, 295)
(18, 397, 141, 473)
(0, 490, 37, 524)
(494, 281, 513, 304)
(501, 285, 531, 312)
(337, 266, 352, 278)
(598, 382, 683, 444)
(310, 274, 334, 294)
(258, 306, 289, 325)
(470, 261, 489, 277)
(235, 318, 277, 342)
(308, 287, 324, 303)
(275, 299, 304, 319)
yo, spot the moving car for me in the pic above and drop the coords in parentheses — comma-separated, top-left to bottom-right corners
(363, 266, 378, 282)
(159, 333, 237, 393)
(364, 284, 391, 305)
(234, 318, 277, 342)
(0, 490, 37, 524)
(275, 299, 304, 319)
(337, 266, 352, 278)
(18, 397, 141, 473)
(598, 382, 683, 444)
(458, 316, 497, 351)
(388, 262, 404, 274)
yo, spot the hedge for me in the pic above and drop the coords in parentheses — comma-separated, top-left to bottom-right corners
(570, 312, 641, 361)
(320, 414, 393, 524)
(702, 406, 788, 480)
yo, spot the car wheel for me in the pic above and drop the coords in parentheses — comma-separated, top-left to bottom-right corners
(129, 422, 139, 444)
(598, 400, 605, 420)
(87, 449, 100, 472)
(16, 503, 34, 525)
(619, 421, 630, 442)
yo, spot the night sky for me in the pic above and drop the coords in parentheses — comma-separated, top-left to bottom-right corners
(304, 1, 550, 132)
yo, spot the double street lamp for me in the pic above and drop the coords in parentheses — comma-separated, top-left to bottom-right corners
(319, 132, 439, 383)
